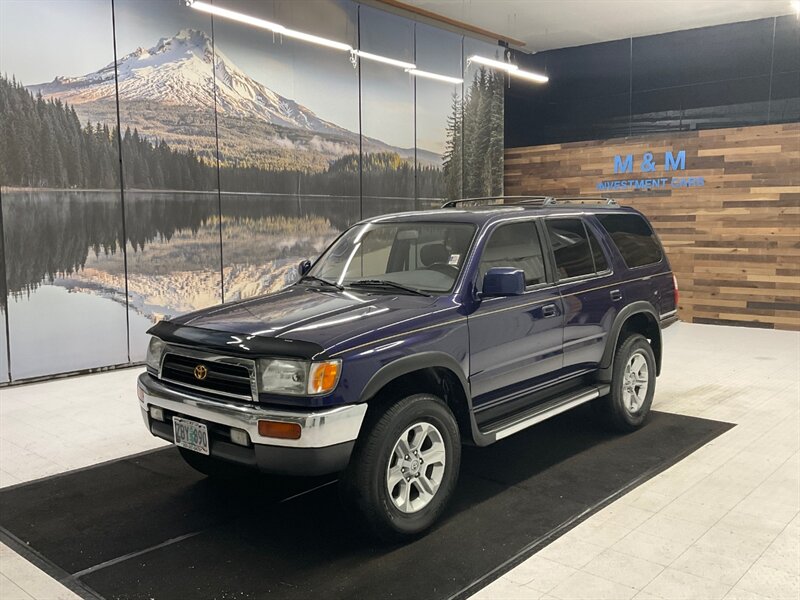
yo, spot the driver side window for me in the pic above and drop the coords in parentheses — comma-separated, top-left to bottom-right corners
(479, 221, 546, 287)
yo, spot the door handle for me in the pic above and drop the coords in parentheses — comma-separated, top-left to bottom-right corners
(542, 304, 558, 318)
(610, 289, 623, 302)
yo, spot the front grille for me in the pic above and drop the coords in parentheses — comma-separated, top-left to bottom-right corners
(160, 353, 254, 401)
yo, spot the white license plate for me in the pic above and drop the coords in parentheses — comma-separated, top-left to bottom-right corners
(173, 416, 209, 455)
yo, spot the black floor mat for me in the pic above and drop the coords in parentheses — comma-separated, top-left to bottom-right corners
(0, 409, 732, 600)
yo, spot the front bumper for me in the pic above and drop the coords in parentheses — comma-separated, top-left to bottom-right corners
(137, 373, 367, 475)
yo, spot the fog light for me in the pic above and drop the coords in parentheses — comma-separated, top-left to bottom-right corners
(258, 420, 301, 440)
(230, 428, 249, 446)
(150, 406, 165, 422)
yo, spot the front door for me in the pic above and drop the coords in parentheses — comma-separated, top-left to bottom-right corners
(468, 219, 564, 413)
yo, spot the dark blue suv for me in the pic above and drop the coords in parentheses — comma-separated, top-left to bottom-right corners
(137, 196, 678, 539)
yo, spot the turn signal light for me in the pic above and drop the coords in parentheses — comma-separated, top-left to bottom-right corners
(258, 420, 302, 440)
(309, 360, 341, 395)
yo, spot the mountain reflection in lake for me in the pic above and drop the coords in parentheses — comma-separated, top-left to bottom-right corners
(2, 189, 426, 379)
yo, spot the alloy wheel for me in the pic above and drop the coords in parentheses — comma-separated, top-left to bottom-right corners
(622, 351, 649, 412)
(386, 421, 447, 514)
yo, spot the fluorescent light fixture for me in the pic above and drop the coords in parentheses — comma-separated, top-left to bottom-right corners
(354, 50, 416, 70)
(189, 1, 284, 33)
(468, 54, 548, 84)
(189, 1, 350, 52)
(511, 69, 549, 84)
(793, 0, 800, 15)
(280, 27, 352, 51)
(468, 55, 518, 72)
(187, 1, 417, 69)
(406, 69, 463, 84)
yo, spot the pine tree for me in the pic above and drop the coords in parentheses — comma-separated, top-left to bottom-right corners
(442, 91, 463, 200)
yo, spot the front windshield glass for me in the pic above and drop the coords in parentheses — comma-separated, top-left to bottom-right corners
(307, 221, 476, 293)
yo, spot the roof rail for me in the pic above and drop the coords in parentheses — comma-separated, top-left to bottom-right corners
(441, 195, 553, 208)
(441, 195, 619, 209)
(552, 196, 618, 206)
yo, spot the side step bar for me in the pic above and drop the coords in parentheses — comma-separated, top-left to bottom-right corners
(484, 384, 610, 442)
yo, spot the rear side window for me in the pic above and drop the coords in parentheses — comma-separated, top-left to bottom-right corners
(546, 218, 608, 279)
(596, 213, 663, 268)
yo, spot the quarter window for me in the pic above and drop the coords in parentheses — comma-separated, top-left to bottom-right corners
(596, 213, 663, 268)
(546, 218, 608, 279)
(479, 221, 546, 286)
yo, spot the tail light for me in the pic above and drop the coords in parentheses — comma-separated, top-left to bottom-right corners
(672, 274, 679, 308)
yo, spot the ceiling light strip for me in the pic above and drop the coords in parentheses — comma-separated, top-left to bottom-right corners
(189, 0, 472, 82)
(406, 69, 463, 84)
(510, 70, 549, 83)
(354, 50, 416, 70)
(190, 1, 284, 34)
(468, 54, 518, 72)
(468, 54, 548, 84)
(281, 27, 352, 52)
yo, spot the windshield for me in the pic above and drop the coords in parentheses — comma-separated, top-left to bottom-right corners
(306, 221, 476, 293)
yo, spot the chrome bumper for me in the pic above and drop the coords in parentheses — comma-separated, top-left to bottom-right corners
(137, 373, 367, 449)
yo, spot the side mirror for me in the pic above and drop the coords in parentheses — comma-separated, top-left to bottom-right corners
(482, 267, 525, 297)
(297, 260, 312, 277)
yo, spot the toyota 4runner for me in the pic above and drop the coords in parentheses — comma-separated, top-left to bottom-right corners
(137, 196, 678, 540)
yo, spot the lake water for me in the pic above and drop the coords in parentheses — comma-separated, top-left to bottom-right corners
(1, 189, 438, 381)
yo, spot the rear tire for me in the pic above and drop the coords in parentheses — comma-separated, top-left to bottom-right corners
(597, 333, 656, 432)
(339, 393, 461, 542)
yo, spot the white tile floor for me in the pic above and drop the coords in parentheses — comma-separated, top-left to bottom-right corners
(1, 322, 798, 600)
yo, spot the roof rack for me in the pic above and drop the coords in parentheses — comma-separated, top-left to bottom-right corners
(551, 196, 618, 206)
(440, 195, 619, 209)
(440, 195, 553, 208)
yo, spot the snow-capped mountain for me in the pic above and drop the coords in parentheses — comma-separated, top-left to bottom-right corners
(29, 29, 351, 136)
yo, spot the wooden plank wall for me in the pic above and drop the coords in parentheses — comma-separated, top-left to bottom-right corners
(505, 123, 800, 331)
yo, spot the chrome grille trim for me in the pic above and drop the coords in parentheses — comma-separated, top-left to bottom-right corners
(158, 345, 258, 402)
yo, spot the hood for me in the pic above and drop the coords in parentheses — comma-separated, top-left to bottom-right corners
(151, 284, 442, 358)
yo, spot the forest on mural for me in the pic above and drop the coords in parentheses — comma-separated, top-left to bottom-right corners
(0, 76, 447, 197)
(443, 68, 505, 200)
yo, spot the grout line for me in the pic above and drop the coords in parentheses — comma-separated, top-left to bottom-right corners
(449, 419, 729, 600)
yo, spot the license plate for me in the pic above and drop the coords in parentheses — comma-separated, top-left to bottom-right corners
(173, 416, 209, 455)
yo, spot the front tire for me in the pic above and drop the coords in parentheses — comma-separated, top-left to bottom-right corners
(340, 393, 461, 541)
(598, 333, 656, 432)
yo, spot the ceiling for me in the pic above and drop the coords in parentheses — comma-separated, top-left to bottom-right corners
(401, 0, 798, 51)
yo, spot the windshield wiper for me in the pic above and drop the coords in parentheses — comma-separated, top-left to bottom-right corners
(299, 275, 344, 291)
(349, 279, 430, 297)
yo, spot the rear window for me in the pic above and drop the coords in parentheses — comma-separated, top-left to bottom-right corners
(596, 213, 663, 268)
(546, 218, 608, 279)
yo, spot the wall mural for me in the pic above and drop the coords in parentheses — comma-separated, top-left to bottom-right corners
(213, 0, 360, 307)
(416, 22, 463, 203)
(463, 38, 506, 198)
(0, 0, 133, 379)
(0, 0, 504, 383)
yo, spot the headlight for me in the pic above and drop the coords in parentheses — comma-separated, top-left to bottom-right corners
(145, 337, 166, 371)
(256, 358, 341, 396)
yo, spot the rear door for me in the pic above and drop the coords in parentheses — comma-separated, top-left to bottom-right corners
(594, 212, 674, 317)
(468, 218, 564, 412)
(544, 216, 616, 375)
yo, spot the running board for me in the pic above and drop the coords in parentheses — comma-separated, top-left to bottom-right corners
(485, 384, 610, 442)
